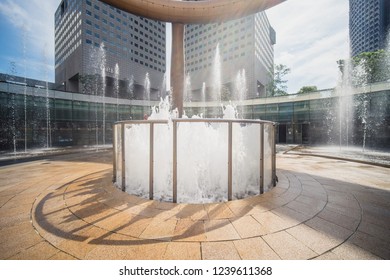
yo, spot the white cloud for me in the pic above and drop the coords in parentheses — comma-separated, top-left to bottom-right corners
(0, 0, 61, 81)
(267, 0, 350, 93)
(0, 1, 29, 29)
(0, 0, 350, 91)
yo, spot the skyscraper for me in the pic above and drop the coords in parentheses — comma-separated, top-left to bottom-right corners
(184, 11, 276, 100)
(55, 0, 166, 99)
(350, 0, 390, 57)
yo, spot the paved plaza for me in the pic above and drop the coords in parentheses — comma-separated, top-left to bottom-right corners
(0, 149, 389, 260)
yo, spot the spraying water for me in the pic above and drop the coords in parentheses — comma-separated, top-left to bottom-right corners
(211, 44, 222, 103)
(43, 44, 52, 149)
(144, 73, 151, 101)
(114, 63, 120, 121)
(118, 97, 273, 203)
(128, 74, 134, 99)
(201, 82, 206, 117)
(234, 69, 247, 118)
(99, 44, 107, 146)
(184, 73, 192, 102)
(22, 26, 27, 152)
(160, 72, 166, 99)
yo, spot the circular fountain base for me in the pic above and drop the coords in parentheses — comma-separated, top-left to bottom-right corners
(114, 115, 276, 203)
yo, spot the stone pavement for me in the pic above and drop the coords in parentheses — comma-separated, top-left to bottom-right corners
(0, 150, 389, 260)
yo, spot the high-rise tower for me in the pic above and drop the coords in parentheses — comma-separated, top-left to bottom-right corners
(350, 0, 390, 57)
(55, 0, 166, 99)
(184, 11, 276, 100)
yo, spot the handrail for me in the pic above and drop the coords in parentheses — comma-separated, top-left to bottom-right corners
(114, 118, 276, 125)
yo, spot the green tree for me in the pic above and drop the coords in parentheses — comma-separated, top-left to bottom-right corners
(298, 86, 318, 94)
(266, 64, 290, 97)
(351, 49, 390, 85)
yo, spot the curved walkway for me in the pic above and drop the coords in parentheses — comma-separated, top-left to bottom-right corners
(0, 151, 389, 260)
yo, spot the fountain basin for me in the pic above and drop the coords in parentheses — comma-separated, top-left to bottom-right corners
(113, 118, 276, 203)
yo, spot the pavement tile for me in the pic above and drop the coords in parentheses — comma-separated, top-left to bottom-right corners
(317, 208, 360, 231)
(1, 151, 389, 261)
(252, 211, 293, 234)
(129, 240, 169, 260)
(271, 206, 311, 225)
(48, 251, 78, 260)
(0, 195, 14, 207)
(204, 219, 240, 241)
(0, 220, 32, 242)
(358, 220, 390, 241)
(0, 212, 30, 229)
(331, 241, 382, 260)
(233, 237, 280, 259)
(285, 200, 324, 217)
(247, 203, 273, 215)
(230, 215, 267, 238)
(8, 241, 58, 260)
(56, 237, 98, 259)
(115, 215, 154, 238)
(225, 202, 254, 217)
(92, 210, 134, 232)
(172, 219, 206, 242)
(295, 194, 327, 208)
(361, 211, 390, 230)
(201, 241, 241, 260)
(349, 231, 390, 259)
(305, 216, 354, 241)
(312, 251, 342, 260)
(126, 203, 164, 218)
(139, 218, 177, 240)
(163, 242, 201, 260)
(326, 190, 360, 209)
(0, 229, 43, 259)
(85, 243, 137, 260)
(205, 203, 236, 219)
(322, 202, 361, 220)
(287, 224, 342, 255)
(175, 204, 208, 220)
(262, 231, 317, 260)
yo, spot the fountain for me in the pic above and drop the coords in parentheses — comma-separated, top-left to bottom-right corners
(184, 73, 192, 102)
(8, 62, 17, 155)
(144, 73, 151, 101)
(100, 44, 107, 146)
(114, 49, 275, 202)
(89, 43, 107, 146)
(211, 44, 222, 103)
(114, 63, 120, 121)
(160, 72, 167, 99)
(22, 26, 27, 153)
(128, 74, 134, 99)
(234, 69, 247, 118)
(201, 82, 206, 117)
(104, 0, 282, 203)
(330, 30, 390, 152)
(113, 98, 276, 203)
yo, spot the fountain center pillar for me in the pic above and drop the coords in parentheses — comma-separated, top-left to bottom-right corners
(171, 23, 185, 117)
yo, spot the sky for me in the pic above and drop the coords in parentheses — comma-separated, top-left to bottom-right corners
(0, 0, 350, 94)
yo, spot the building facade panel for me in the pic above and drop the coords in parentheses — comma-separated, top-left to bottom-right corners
(350, 0, 390, 57)
(184, 10, 275, 101)
(55, 0, 166, 100)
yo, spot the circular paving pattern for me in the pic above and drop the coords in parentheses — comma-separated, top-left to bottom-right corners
(1, 151, 389, 260)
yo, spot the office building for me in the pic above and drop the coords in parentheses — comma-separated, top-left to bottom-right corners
(184, 11, 276, 100)
(350, 0, 390, 57)
(55, 0, 166, 99)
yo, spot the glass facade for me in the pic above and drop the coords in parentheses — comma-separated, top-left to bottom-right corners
(0, 81, 389, 151)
